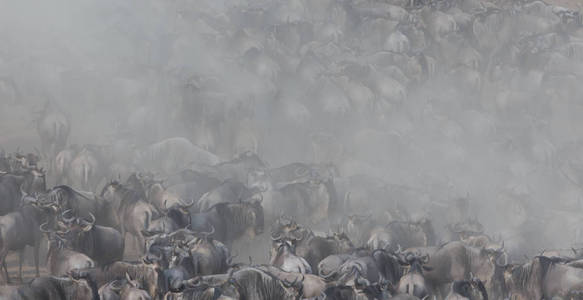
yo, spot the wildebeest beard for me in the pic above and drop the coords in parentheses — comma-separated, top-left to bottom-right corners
(217, 202, 263, 234)
(34, 276, 99, 300)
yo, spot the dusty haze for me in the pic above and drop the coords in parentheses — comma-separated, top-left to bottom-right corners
(1, 0, 583, 260)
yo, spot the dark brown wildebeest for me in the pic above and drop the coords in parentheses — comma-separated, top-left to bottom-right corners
(188, 200, 264, 247)
(59, 211, 124, 266)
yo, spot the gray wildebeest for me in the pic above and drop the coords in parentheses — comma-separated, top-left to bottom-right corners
(0, 275, 99, 300)
(0, 193, 45, 283)
(188, 200, 264, 247)
(269, 238, 312, 274)
(134, 137, 219, 175)
(70, 260, 162, 299)
(179, 267, 302, 300)
(59, 211, 124, 266)
(423, 241, 506, 299)
(40, 222, 95, 276)
(68, 147, 102, 192)
(445, 277, 488, 300)
(396, 252, 434, 299)
(100, 181, 159, 254)
(35, 101, 70, 161)
(504, 256, 583, 299)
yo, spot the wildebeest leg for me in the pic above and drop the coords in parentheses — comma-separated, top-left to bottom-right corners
(33, 241, 39, 277)
(0, 251, 9, 284)
(136, 232, 145, 254)
(18, 249, 24, 282)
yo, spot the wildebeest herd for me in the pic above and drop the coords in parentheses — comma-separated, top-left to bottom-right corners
(3, 0, 583, 298)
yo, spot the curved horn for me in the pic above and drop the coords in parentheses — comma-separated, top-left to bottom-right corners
(282, 274, 304, 288)
(271, 232, 283, 241)
(202, 224, 215, 238)
(85, 212, 96, 228)
(61, 209, 75, 224)
(40, 222, 53, 233)
(179, 197, 195, 208)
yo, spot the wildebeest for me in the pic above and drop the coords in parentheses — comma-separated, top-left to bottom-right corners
(144, 181, 195, 214)
(423, 241, 506, 299)
(71, 260, 162, 299)
(320, 253, 383, 286)
(67, 147, 102, 191)
(367, 219, 436, 252)
(276, 177, 338, 227)
(269, 238, 312, 274)
(35, 101, 70, 161)
(396, 252, 433, 298)
(254, 264, 339, 298)
(59, 211, 124, 266)
(98, 275, 152, 300)
(40, 222, 96, 276)
(270, 217, 354, 273)
(179, 267, 302, 300)
(134, 137, 219, 175)
(212, 150, 268, 183)
(100, 181, 160, 254)
(503, 255, 583, 299)
(0, 275, 98, 300)
(53, 145, 80, 186)
(0, 194, 45, 283)
(194, 180, 263, 213)
(39, 185, 103, 221)
(156, 227, 231, 293)
(445, 277, 488, 300)
(165, 169, 222, 203)
(188, 200, 264, 247)
(0, 168, 46, 215)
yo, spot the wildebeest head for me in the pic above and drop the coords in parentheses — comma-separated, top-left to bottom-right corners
(39, 221, 70, 251)
(396, 252, 432, 298)
(450, 277, 488, 300)
(330, 231, 355, 252)
(247, 168, 271, 193)
(60, 212, 97, 252)
(238, 199, 264, 238)
(270, 215, 308, 242)
(58, 275, 98, 300)
(100, 180, 124, 200)
(20, 167, 47, 194)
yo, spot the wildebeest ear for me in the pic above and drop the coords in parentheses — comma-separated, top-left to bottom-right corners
(422, 265, 434, 272)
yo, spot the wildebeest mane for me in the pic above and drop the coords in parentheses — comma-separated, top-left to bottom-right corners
(511, 256, 552, 290)
(234, 267, 293, 299)
(49, 185, 92, 203)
